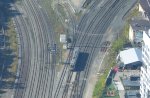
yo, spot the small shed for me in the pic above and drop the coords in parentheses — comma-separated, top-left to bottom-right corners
(117, 48, 142, 69)
(60, 34, 67, 43)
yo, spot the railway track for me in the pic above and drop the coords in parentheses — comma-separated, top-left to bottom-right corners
(12, 4, 32, 98)
(35, 1, 58, 98)
(12, 0, 129, 98)
(60, 0, 115, 97)
(76, 0, 115, 45)
(53, 0, 111, 97)
(58, 0, 128, 98)
(23, 0, 56, 98)
(13, 0, 56, 97)
(74, 0, 127, 98)
(22, 1, 45, 98)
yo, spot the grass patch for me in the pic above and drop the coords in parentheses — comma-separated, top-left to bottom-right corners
(57, 4, 67, 19)
(93, 69, 109, 98)
(126, 4, 139, 21)
(6, 19, 18, 78)
(75, 10, 83, 21)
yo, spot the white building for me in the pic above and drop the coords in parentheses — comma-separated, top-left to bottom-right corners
(117, 48, 142, 69)
(60, 34, 67, 43)
(140, 30, 150, 98)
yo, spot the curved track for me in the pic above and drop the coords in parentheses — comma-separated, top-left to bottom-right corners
(74, 0, 127, 98)
(12, 0, 135, 98)
(13, 0, 56, 98)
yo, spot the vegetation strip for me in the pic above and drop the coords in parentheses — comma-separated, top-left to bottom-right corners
(93, 23, 129, 98)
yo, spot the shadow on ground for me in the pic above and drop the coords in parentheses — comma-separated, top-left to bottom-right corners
(73, 52, 89, 72)
(0, 0, 23, 91)
(0, 81, 25, 89)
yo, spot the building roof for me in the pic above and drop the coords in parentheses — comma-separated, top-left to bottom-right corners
(125, 90, 141, 98)
(123, 79, 140, 87)
(119, 48, 142, 65)
(130, 19, 150, 31)
(60, 34, 66, 43)
(140, 0, 150, 20)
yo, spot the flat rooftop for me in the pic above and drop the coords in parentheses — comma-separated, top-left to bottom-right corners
(119, 48, 142, 65)
(123, 79, 140, 87)
(130, 19, 150, 31)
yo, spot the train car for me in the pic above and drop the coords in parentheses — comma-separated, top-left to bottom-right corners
(68, 72, 77, 97)
(70, 47, 79, 66)
(70, 72, 77, 84)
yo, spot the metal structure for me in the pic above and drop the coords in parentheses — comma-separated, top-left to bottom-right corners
(70, 47, 79, 67)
